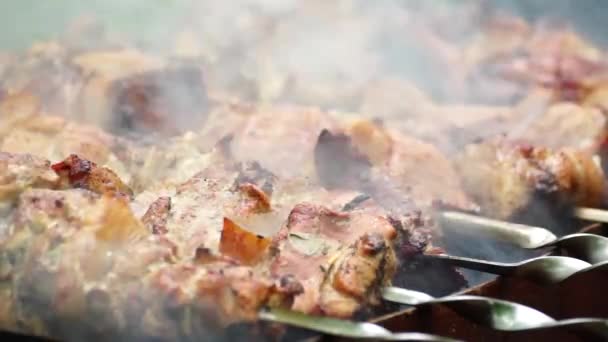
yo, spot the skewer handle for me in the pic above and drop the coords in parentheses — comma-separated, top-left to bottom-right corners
(382, 287, 435, 305)
(439, 211, 557, 249)
(574, 207, 608, 223)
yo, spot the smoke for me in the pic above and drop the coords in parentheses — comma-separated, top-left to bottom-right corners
(0, 0, 606, 340)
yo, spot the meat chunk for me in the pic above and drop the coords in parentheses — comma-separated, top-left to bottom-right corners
(319, 233, 396, 317)
(141, 196, 172, 235)
(0, 152, 61, 244)
(455, 139, 606, 226)
(315, 120, 472, 213)
(52, 154, 133, 198)
(470, 25, 608, 105)
(228, 105, 338, 179)
(0, 152, 59, 204)
(0, 188, 300, 340)
(265, 203, 397, 317)
(107, 61, 208, 135)
(2, 48, 208, 137)
(0, 96, 135, 186)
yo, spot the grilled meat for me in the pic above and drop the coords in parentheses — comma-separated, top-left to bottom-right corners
(0, 145, 447, 340)
(0, 186, 301, 340)
(1, 47, 208, 136)
(0, 152, 303, 340)
(9, 4, 601, 340)
(0, 88, 473, 339)
(315, 119, 473, 213)
(454, 139, 605, 226)
(52, 154, 133, 198)
(265, 203, 397, 318)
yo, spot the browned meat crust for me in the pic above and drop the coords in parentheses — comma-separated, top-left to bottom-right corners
(455, 139, 606, 223)
(0, 116, 458, 339)
(51, 154, 133, 198)
(141, 196, 172, 235)
(1, 48, 208, 137)
(266, 203, 397, 318)
(0, 175, 302, 340)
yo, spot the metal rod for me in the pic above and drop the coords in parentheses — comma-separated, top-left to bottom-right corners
(439, 211, 556, 248)
(381, 288, 608, 339)
(574, 207, 608, 223)
(259, 307, 460, 341)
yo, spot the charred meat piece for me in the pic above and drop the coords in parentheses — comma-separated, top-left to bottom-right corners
(220, 217, 271, 265)
(0, 188, 300, 341)
(265, 203, 397, 318)
(314, 128, 373, 190)
(141, 196, 172, 235)
(314, 120, 473, 213)
(52, 154, 133, 198)
(318, 233, 396, 318)
(74, 51, 208, 136)
(109, 62, 208, 136)
(0, 95, 136, 187)
(454, 139, 605, 226)
(2, 48, 208, 137)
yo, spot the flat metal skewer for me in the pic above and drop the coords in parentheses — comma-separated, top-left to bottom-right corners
(259, 308, 460, 341)
(440, 211, 608, 264)
(262, 255, 607, 340)
(381, 287, 608, 340)
(574, 207, 608, 223)
(423, 254, 591, 285)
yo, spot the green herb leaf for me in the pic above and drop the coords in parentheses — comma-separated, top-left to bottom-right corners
(288, 232, 329, 256)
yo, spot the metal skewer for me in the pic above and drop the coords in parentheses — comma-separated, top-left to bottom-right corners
(423, 255, 591, 285)
(439, 211, 557, 248)
(260, 308, 460, 341)
(381, 288, 608, 340)
(440, 211, 608, 264)
(574, 207, 608, 223)
(265, 208, 608, 339)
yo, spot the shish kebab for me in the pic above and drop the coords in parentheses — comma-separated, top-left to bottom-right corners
(1, 12, 608, 342)
(4, 95, 608, 342)
(0, 101, 480, 341)
(3, 32, 608, 234)
(7, 94, 601, 340)
(1, 53, 608, 338)
(1, 123, 606, 342)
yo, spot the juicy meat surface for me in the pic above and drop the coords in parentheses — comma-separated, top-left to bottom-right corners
(0, 157, 306, 340)
(265, 203, 397, 318)
(455, 139, 606, 223)
(315, 120, 473, 213)
(52, 154, 133, 198)
(1, 48, 208, 137)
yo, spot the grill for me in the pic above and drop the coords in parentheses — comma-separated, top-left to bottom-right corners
(3, 1, 608, 342)
(365, 223, 608, 342)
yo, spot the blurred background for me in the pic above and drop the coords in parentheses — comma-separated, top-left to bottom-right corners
(1, 0, 607, 50)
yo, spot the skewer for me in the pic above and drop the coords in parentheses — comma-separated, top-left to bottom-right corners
(261, 308, 460, 341)
(381, 288, 608, 340)
(438, 211, 608, 263)
(423, 255, 590, 285)
(267, 267, 608, 341)
(573, 207, 608, 223)
(439, 211, 557, 248)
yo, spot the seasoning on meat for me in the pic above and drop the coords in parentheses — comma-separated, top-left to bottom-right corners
(52, 154, 133, 198)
